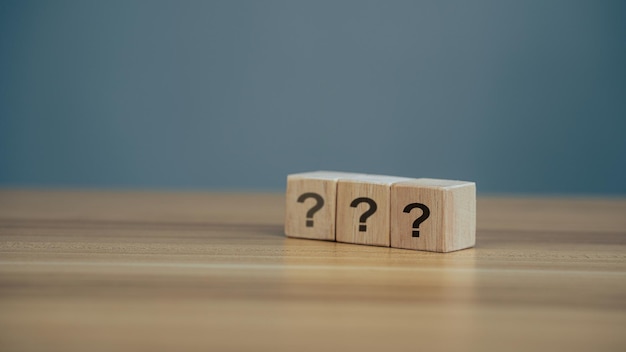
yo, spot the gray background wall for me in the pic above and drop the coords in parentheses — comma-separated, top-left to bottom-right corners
(1, 0, 624, 194)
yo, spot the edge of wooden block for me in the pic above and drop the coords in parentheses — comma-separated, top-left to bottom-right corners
(441, 183, 476, 252)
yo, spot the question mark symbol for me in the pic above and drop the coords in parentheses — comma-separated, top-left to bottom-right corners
(297, 193, 325, 227)
(403, 203, 430, 237)
(350, 197, 378, 232)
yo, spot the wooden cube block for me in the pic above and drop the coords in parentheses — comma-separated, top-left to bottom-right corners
(390, 178, 476, 253)
(336, 175, 412, 247)
(285, 171, 364, 241)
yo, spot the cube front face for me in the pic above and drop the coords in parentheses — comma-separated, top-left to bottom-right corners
(390, 184, 444, 252)
(390, 180, 476, 252)
(285, 176, 338, 241)
(336, 181, 391, 247)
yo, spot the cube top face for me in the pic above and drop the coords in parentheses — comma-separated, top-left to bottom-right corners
(285, 171, 364, 241)
(288, 171, 365, 181)
(335, 176, 410, 247)
(405, 178, 475, 189)
(390, 179, 476, 253)
(351, 174, 414, 185)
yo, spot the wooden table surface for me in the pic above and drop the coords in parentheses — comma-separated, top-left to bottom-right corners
(1, 190, 625, 351)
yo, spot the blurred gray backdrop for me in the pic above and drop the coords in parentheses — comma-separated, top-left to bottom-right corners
(1, 0, 625, 194)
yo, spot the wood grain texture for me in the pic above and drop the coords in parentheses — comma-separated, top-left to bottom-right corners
(1, 189, 626, 352)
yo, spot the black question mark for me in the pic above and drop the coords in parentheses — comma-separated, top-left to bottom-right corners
(297, 193, 325, 227)
(403, 203, 430, 237)
(350, 197, 378, 232)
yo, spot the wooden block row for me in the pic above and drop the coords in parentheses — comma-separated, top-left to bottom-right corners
(285, 171, 476, 253)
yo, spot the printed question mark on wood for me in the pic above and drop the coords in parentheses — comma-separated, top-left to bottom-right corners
(403, 203, 430, 237)
(297, 192, 324, 227)
(350, 197, 378, 232)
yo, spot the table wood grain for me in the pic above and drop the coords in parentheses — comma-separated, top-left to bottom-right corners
(1, 190, 625, 352)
